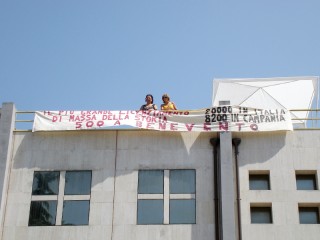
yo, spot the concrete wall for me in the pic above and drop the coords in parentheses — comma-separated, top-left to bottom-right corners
(235, 131, 320, 240)
(2, 127, 320, 240)
(0, 103, 15, 239)
(3, 130, 216, 240)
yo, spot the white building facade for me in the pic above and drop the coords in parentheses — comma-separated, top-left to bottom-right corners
(0, 102, 320, 240)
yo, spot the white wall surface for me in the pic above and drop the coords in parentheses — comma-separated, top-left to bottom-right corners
(3, 129, 320, 240)
(3, 130, 216, 240)
(235, 131, 320, 240)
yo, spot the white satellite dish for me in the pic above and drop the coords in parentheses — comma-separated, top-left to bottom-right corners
(212, 76, 319, 127)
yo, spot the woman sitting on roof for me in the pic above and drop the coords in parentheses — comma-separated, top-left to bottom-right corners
(140, 94, 158, 110)
(161, 93, 177, 110)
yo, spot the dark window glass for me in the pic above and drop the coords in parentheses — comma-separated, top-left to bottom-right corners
(137, 200, 163, 224)
(249, 174, 270, 190)
(138, 170, 163, 194)
(62, 200, 90, 225)
(64, 171, 92, 195)
(32, 171, 60, 195)
(251, 207, 272, 224)
(170, 170, 196, 194)
(28, 201, 57, 226)
(170, 199, 196, 224)
(299, 207, 320, 224)
(296, 174, 317, 190)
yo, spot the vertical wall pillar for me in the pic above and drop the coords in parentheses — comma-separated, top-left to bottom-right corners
(218, 100, 237, 240)
(219, 131, 236, 240)
(0, 103, 16, 236)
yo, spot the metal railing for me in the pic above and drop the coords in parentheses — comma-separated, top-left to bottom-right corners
(15, 111, 35, 131)
(13, 109, 320, 131)
(290, 109, 320, 130)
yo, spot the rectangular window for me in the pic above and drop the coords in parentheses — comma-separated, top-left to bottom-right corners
(296, 173, 317, 190)
(62, 200, 90, 225)
(29, 171, 92, 226)
(249, 172, 270, 190)
(64, 171, 92, 195)
(32, 171, 60, 195)
(250, 206, 273, 224)
(170, 199, 196, 224)
(299, 207, 320, 224)
(29, 201, 57, 226)
(170, 169, 196, 194)
(138, 170, 164, 194)
(137, 169, 196, 225)
(137, 200, 164, 224)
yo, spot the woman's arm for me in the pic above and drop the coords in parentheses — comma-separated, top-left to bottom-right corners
(172, 102, 177, 110)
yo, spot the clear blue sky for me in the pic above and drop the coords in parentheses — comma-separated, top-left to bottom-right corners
(1, 0, 320, 111)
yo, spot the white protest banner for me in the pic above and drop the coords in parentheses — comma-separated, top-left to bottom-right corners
(32, 106, 293, 132)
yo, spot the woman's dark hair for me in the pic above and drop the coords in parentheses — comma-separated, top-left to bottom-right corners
(145, 94, 154, 103)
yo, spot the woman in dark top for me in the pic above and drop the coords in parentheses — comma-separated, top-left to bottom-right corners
(140, 94, 158, 110)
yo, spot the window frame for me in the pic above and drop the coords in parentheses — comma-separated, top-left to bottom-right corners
(137, 169, 196, 225)
(250, 204, 273, 224)
(137, 199, 164, 225)
(29, 170, 92, 227)
(295, 171, 318, 190)
(298, 204, 320, 224)
(28, 200, 58, 226)
(249, 171, 270, 190)
(61, 200, 90, 226)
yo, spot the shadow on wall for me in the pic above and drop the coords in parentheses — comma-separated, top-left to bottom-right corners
(12, 130, 216, 170)
(233, 131, 288, 167)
